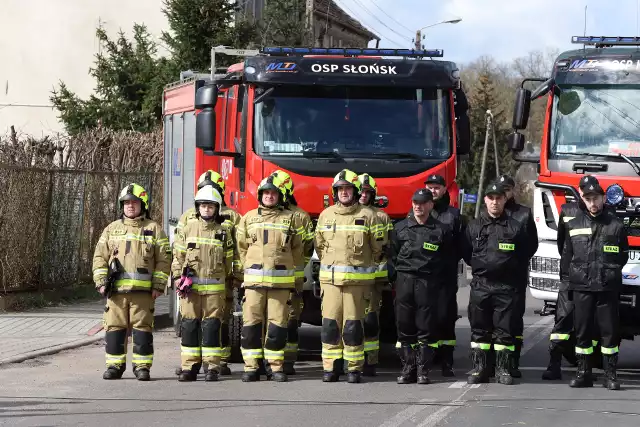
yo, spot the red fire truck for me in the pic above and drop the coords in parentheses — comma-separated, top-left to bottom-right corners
(163, 46, 471, 360)
(509, 36, 640, 342)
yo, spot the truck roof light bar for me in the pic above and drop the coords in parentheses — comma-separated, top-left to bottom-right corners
(260, 47, 444, 58)
(572, 36, 640, 46)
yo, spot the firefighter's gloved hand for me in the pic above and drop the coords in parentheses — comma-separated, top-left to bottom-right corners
(176, 275, 193, 298)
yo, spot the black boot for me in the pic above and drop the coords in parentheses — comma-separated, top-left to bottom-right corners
(241, 371, 259, 382)
(134, 368, 150, 381)
(283, 361, 296, 375)
(563, 337, 578, 366)
(219, 363, 232, 376)
(204, 369, 219, 382)
(397, 344, 417, 384)
(178, 369, 198, 382)
(603, 354, 621, 390)
(102, 365, 124, 380)
(541, 343, 563, 380)
(440, 345, 455, 377)
(272, 371, 288, 382)
(495, 351, 514, 385)
(257, 359, 273, 380)
(417, 343, 435, 385)
(347, 371, 362, 384)
(487, 348, 496, 377)
(363, 359, 377, 377)
(322, 358, 343, 382)
(467, 348, 490, 384)
(569, 354, 593, 388)
(510, 340, 522, 378)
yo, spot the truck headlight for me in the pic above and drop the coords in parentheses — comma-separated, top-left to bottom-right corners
(606, 184, 624, 206)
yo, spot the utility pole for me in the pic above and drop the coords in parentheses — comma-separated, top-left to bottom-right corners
(414, 30, 421, 50)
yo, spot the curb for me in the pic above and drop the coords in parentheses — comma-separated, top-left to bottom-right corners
(0, 332, 105, 366)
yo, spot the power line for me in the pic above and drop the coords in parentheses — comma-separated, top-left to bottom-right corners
(366, 0, 414, 33)
(349, 0, 413, 41)
(333, 0, 408, 48)
(0, 103, 53, 108)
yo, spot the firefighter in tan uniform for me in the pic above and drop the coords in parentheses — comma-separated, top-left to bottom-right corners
(270, 170, 315, 376)
(236, 175, 306, 382)
(357, 173, 391, 377)
(93, 183, 170, 381)
(172, 186, 234, 382)
(316, 169, 384, 384)
(177, 170, 242, 375)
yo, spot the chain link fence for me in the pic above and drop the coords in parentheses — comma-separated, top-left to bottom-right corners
(0, 165, 162, 293)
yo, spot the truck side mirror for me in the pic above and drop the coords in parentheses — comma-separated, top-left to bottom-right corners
(195, 84, 218, 151)
(512, 88, 532, 130)
(456, 113, 471, 156)
(508, 131, 525, 152)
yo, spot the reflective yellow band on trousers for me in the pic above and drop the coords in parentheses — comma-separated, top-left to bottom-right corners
(494, 344, 515, 352)
(241, 348, 263, 359)
(470, 342, 491, 350)
(322, 348, 343, 359)
(550, 333, 570, 341)
(364, 340, 380, 352)
(132, 353, 153, 365)
(343, 350, 364, 361)
(320, 265, 377, 280)
(244, 268, 295, 284)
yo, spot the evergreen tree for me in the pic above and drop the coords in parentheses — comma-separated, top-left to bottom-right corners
(258, 0, 313, 46)
(51, 24, 169, 135)
(459, 71, 514, 216)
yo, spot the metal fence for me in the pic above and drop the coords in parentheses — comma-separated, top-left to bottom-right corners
(0, 165, 163, 293)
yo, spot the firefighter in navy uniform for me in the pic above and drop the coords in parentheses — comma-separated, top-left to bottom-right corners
(172, 186, 234, 382)
(315, 169, 384, 384)
(269, 170, 315, 376)
(541, 176, 603, 380)
(177, 170, 242, 375)
(357, 173, 392, 377)
(236, 175, 305, 383)
(563, 177, 628, 390)
(424, 174, 463, 377)
(461, 182, 536, 385)
(93, 184, 170, 381)
(391, 189, 457, 384)
(498, 174, 538, 378)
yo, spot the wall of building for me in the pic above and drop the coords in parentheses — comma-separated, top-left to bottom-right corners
(0, 0, 168, 136)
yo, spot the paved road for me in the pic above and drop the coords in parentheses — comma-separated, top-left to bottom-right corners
(2, 290, 640, 427)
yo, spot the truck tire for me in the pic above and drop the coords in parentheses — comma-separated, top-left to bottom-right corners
(229, 287, 244, 363)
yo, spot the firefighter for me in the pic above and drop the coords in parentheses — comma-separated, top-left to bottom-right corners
(498, 174, 538, 378)
(269, 170, 315, 376)
(563, 177, 628, 390)
(93, 183, 170, 381)
(461, 182, 536, 385)
(541, 177, 602, 380)
(391, 189, 457, 384)
(424, 174, 463, 377)
(357, 173, 391, 377)
(172, 186, 234, 382)
(236, 175, 305, 382)
(315, 169, 384, 384)
(177, 170, 242, 375)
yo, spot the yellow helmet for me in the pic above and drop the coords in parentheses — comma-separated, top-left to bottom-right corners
(332, 169, 361, 191)
(358, 173, 377, 196)
(257, 175, 286, 206)
(197, 170, 225, 194)
(119, 183, 149, 212)
(271, 170, 294, 196)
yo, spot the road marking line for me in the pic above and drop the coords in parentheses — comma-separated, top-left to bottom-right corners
(416, 388, 472, 427)
(448, 381, 480, 389)
(378, 398, 436, 427)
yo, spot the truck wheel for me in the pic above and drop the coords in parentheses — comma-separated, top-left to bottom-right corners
(229, 287, 244, 363)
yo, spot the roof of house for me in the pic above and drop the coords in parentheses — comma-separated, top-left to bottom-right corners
(314, 0, 380, 41)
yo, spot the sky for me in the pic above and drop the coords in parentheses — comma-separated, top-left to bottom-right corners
(336, 0, 640, 64)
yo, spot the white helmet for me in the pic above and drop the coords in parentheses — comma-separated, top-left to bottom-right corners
(194, 186, 223, 206)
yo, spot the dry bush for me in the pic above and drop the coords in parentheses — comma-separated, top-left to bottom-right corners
(0, 127, 164, 292)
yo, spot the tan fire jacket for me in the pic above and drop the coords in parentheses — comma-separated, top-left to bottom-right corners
(371, 206, 392, 286)
(178, 205, 242, 282)
(171, 213, 233, 294)
(236, 206, 305, 289)
(93, 216, 171, 293)
(287, 204, 315, 288)
(315, 203, 384, 287)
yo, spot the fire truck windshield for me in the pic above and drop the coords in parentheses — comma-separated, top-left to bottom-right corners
(253, 85, 451, 160)
(550, 85, 640, 158)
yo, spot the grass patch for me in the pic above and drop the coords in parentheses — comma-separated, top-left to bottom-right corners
(2, 283, 102, 312)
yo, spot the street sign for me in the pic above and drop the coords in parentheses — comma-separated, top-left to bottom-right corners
(463, 193, 478, 203)
(212, 47, 260, 56)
